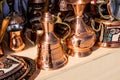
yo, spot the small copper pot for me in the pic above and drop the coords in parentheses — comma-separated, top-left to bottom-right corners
(92, 18, 120, 48)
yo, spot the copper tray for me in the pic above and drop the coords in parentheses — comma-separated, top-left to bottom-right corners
(0, 55, 40, 80)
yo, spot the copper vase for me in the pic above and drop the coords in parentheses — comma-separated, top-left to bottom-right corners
(37, 12, 68, 70)
(66, 0, 96, 57)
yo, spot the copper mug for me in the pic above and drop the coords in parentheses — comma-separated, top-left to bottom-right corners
(37, 12, 71, 70)
(7, 13, 25, 52)
(65, 0, 96, 57)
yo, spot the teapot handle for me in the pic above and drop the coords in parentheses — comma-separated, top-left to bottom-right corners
(53, 12, 71, 40)
(98, 0, 110, 19)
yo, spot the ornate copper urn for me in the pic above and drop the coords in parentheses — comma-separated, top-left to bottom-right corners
(66, 0, 96, 57)
(37, 12, 68, 70)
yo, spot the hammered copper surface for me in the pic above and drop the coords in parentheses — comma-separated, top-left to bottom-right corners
(67, 0, 96, 57)
(37, 12, 68, 70)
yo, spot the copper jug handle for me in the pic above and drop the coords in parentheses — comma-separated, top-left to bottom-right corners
(53, 12, 71, 40)
(98, 0, 111, 19)
(25, 28, 43, 45)
(91, 18, 105, 42)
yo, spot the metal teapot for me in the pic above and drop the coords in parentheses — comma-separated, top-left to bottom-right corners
(37, 11, 71, 70)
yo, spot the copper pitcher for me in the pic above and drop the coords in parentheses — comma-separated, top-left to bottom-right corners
(37, 12, 69, 70)
(66, 0, 96, 57)
(7, 13, 25, 52)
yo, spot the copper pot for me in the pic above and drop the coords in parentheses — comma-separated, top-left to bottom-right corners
(92, 18, 120, 48)
(66, 0, 96, 57)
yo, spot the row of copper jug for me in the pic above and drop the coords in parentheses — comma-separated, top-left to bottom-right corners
(0, 0, 120, 70)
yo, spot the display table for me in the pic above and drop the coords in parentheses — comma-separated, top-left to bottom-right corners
(7, 45, 120, 80)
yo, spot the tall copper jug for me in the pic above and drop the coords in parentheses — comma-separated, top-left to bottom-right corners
(37, 12, 68, 70)
(7, 13, 25, 52)
(66, 0, 96, 57)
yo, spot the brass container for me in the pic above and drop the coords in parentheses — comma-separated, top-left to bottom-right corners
(7, 13, 25, 52)
(66, 0, 96, 57)
(93, 18, 120, 48)
(37, 12, 68, 70)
